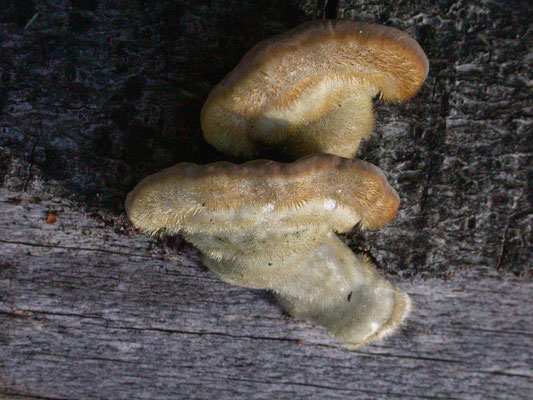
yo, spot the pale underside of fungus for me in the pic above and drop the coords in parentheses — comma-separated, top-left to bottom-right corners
(126, 154, 409, 349)
(201, 19, 429, 158)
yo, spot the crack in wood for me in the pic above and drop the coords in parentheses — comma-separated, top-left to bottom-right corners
(205, 375, 458, 399)
(32, 352, 144, 366)
(0, 307, 299, 343)
(357, 351, 463, 364)
(496, 215, 511, 271)
(0, 238, 166, 260)
(317, 0, 339, 19)
(0, 389, 70, 400)
(23, 123, 42, 192)
(464, 369, 533, 379)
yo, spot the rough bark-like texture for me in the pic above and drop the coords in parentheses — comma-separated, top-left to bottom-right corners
(0, 0, 532, 398)
(0, 0, 530, 277)
(339, 0, 532, 278)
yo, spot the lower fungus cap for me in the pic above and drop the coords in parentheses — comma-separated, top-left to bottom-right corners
(126, 154, 407, 350)
(201, 19, 429, 158)
(125, 154, 399, 236)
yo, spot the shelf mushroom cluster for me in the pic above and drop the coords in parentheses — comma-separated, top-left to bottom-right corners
(126, 19, 428, 349)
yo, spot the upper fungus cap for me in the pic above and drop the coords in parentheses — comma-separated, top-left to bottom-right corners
(125, 154, 399, 236)
(201, 19, 429, 158)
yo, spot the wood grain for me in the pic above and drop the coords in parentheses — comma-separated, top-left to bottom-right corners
(1, 189, 532, 399)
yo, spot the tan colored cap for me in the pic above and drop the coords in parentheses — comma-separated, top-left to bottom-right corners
(201, 19, 429, 158)
(125, 154, 399, 236)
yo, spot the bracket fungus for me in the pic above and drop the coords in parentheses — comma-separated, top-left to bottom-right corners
(201, 19, 429, 158)
(126, 154, 409, 349)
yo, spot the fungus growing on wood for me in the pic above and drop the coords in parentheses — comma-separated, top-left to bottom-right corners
(201, 19, 429, 158)
(125, 154, 408, 349)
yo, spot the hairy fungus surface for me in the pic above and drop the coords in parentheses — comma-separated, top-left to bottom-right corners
(126, 154, 408, 349)
(201, 19, 429, 158)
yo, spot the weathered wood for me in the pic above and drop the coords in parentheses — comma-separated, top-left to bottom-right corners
(0, 0, 530, 277)
(0, 0, 532, 398)
(1, 189, 532, 399)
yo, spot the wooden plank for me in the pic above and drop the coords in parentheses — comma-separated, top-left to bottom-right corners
(1, 190, 532, 399)
(0, 0, 531, 398)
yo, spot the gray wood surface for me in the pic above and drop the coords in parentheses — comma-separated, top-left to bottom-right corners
(1, 0, 532, 399)
(1, 190, 532, 399)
